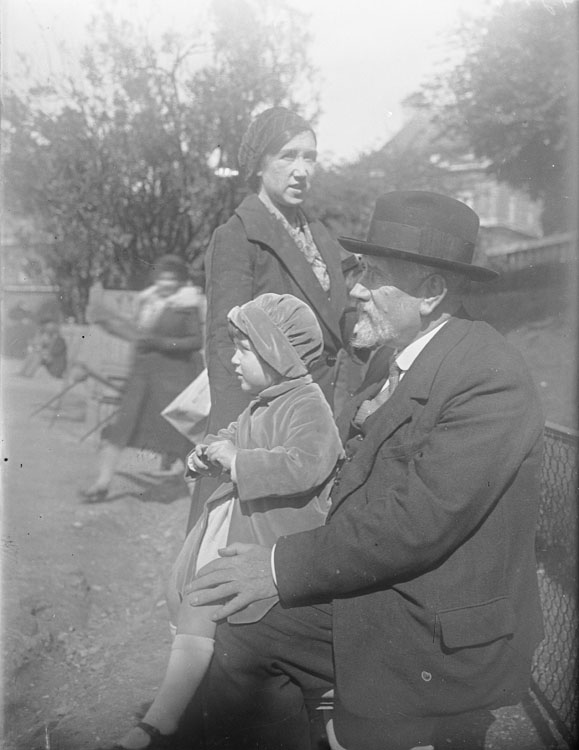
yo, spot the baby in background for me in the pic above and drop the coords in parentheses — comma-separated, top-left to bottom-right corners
(110, 293, 343, 750)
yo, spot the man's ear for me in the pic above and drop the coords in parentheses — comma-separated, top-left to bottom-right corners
(418, 274, 447, 315)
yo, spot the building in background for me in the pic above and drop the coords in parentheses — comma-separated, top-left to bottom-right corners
(368, 93, 546, 267)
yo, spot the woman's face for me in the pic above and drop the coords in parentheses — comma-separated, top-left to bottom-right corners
(155, 271, 182, 297)
(257, 130, 317, 211)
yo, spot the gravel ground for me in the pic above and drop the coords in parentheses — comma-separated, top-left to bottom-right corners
(2, 359, 190, 749)
(0, 356, 571, 750)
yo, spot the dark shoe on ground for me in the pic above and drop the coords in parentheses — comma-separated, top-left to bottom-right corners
(78, 487, 109, 503)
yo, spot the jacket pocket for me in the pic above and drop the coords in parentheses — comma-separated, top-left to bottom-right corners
(436, 596, 516, 650)
(377, 435, 424, 460)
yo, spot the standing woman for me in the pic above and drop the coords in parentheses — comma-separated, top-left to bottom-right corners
(190, 107, 350, 530)
(81, 255, 204, 502)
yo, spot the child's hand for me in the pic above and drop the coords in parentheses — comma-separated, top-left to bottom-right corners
(205, 440, 237, 473)
(187, 444, 214, 475)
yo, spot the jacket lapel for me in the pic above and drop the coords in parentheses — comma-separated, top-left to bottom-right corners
(330, 317, 475, 515)
(309, 220, 348, 326)
(335, 377, 387, 441)
(236, 195, 344, 345)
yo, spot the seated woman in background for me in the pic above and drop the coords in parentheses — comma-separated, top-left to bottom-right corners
(19, 316, 68, 379)
(80, 254, 204, 503)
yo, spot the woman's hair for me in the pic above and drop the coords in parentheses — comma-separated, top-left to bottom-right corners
(153, 254, 189, 282)
(238, 107, 316, 191)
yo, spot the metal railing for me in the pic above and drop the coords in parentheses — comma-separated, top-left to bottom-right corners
(486, 232, 577, 273)
(529, 421, 578, 747)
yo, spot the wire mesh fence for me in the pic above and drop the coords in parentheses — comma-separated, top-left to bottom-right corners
(530, 421, 578, 746)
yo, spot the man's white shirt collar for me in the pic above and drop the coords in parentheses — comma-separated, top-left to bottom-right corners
(393, 320, 449, 379)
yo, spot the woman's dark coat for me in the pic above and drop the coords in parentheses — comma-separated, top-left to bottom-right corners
(204, 194, 350, 435)
(103, 299, 204, 457)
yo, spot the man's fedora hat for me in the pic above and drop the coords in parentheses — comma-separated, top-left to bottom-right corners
(339, 191, 499, 282)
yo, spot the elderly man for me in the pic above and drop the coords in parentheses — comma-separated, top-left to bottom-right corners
(188, 192, 544, 750)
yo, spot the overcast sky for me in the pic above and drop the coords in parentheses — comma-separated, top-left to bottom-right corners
(3, 0, 502, 163)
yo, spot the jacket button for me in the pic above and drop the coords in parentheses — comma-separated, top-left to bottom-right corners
(421, 671, 432, 682)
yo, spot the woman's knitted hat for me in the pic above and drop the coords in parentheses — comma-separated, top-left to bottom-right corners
(237, 107, 315, 185)
(227, 293, 323, 379)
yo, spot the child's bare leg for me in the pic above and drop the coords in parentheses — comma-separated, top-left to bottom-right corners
(116, 602, 218, 748)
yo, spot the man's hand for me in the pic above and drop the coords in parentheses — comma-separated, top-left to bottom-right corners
(185, 543, 276, 620)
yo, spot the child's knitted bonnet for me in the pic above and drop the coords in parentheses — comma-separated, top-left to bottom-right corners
(227, 293, 323, 379)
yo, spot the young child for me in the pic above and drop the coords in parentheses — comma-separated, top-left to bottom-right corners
(111, 293, 344, 750)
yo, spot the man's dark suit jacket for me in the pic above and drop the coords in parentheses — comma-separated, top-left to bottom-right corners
(275, 316, 544, 737)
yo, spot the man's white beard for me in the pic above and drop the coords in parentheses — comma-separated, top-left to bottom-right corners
(351, 313, 382, 350)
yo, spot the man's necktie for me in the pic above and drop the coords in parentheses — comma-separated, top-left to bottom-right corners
(353, 359, 401, 426)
